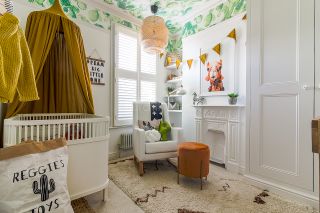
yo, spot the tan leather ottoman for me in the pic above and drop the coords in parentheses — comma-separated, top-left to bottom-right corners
(177, 142, 210, 190)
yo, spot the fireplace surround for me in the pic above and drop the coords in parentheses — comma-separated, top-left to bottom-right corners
(194, 105, 245, 173)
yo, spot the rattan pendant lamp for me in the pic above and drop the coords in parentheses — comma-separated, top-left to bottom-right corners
(140, 4, 168, 54)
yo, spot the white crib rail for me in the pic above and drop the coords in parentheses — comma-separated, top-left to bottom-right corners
(3, 113, 109, 147)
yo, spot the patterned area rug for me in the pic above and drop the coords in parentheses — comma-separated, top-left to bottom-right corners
(71, 198, 95, 213)
(109, 159, 316, 213)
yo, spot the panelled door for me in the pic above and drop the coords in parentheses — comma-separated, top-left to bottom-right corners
(314, 0, 320, 195)
(249, 0, 315, 190)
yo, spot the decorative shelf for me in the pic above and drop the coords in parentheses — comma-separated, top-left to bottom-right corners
(168, 110, 182, 113)
(165, 64, 177, 70)
(193, 104, 245, 107)
(165, 95, 183, 98)
(166, 78, 182, 84)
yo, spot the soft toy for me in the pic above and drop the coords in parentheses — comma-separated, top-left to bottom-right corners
(158, 121, 171, 141)
(145, 129, 161, 142)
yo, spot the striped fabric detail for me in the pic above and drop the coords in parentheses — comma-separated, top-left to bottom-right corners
(4, 0, 13, 14)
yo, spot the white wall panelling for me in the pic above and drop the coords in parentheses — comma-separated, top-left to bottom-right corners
(246, 0, 318, 207)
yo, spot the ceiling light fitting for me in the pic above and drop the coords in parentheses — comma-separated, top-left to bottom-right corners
(140, 4, 168, 54)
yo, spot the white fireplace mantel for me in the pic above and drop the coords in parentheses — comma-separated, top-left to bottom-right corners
(193, 105, 245, 173)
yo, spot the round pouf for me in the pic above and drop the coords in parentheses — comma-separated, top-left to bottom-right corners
(178, 142, 210, 190)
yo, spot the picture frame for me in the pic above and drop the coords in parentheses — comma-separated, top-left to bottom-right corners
(199, 40, 235, 96)
(87, 57, 106, 85)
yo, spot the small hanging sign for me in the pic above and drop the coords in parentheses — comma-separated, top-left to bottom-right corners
(87, 49, 106, 85)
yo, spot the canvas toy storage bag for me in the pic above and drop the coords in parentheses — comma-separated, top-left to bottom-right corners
(0, 138, 73, 213)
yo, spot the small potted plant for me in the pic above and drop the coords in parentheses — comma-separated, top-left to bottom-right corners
(228, 92, 238, 105)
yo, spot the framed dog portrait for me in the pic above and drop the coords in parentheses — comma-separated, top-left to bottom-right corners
(199, 42, 235, 96)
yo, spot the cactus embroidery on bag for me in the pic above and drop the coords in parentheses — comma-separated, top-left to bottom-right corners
(33, 174, 56, 202)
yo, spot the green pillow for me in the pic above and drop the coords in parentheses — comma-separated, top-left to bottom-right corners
(158, 121, 171, 141)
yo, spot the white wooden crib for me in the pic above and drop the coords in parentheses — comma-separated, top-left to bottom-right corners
(3, 113, 110, 201)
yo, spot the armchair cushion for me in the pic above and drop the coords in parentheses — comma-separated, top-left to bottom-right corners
(145, 129, 161, 142)
(145, 140, 177, 154)
(138, 120, 160, 131)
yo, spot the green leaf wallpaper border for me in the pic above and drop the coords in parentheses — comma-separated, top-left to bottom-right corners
(166, 0, 246, 53)
(25, 0, 139, 31)
(24, 0, 246, 54)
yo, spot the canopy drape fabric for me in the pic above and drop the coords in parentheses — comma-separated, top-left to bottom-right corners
(6, 11, 94, 117)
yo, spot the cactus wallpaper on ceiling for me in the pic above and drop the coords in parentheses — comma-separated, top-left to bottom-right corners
(25, 0, 246, 53)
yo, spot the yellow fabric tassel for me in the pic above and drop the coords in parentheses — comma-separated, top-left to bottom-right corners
(160, 52, 164, 59)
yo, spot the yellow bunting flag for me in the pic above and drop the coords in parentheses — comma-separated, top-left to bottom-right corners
(187, 59, 193, 69)
(160, 52, 164, 59)
(212, 43, 221, 55)
(166, 57, 172, 66)
(176, 59, 181, 69)
(242, 14, 247, 20)
(227, 29, 237, 41)
(199, 53, 207, 65)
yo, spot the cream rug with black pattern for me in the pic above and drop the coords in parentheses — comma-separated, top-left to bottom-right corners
(109, 159, 317, 213)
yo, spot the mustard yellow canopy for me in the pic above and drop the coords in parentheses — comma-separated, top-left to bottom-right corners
(6, 10, 95, 117)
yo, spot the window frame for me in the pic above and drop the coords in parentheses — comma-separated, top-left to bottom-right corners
(113, 24, 158, 126)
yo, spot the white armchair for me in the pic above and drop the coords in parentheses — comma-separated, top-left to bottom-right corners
(133, 101, 183, 176)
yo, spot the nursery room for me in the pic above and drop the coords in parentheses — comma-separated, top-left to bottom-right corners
(0, 0, 320, 212)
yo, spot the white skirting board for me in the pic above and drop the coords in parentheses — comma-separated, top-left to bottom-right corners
(244, 174, 319, 209)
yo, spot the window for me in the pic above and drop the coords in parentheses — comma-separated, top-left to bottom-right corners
(140, 80, 156, 102)
(114, 25, 157, 126)
(118, 33, 137, 72)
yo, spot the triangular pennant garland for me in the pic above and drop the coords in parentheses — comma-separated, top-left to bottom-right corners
(212, 43, 221, 55)
(187, 59, 193, 69)
(199, 53, 208, 65)
(162, 19, 246, 69)
(166, 57, 172, 66)
(227, 29, 237, 41)
(176, 59, 181, 69)
(242, 14, 247, 20)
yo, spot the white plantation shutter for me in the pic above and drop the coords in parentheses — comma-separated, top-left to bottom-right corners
(140, 81, 156, 102)
(117, 78, 137, 121)
(141, 48, 156, 74)
(118, 33, 137, 72)
(114, 25, 157, 126)
(115, 25, 139, 126)
(140, 48, 157, 103)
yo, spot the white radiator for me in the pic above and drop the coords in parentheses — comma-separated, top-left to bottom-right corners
(120, 133, 133, 150)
